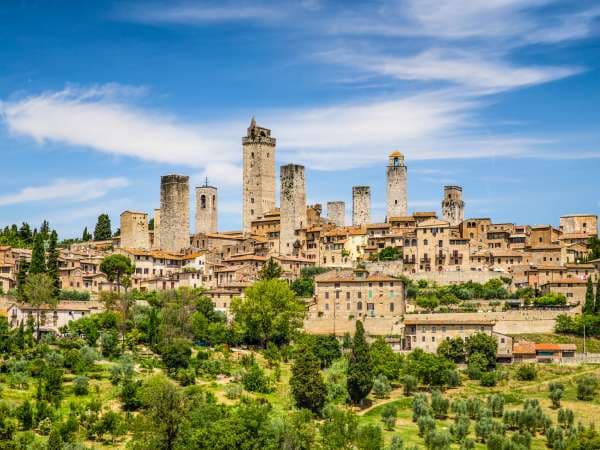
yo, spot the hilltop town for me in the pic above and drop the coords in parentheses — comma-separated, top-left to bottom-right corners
(2, 119, 599, 361)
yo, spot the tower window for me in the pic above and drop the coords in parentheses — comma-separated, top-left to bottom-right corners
(251, 152, 254, 158)
(200, 195, 206, 209)
(393, 157, 399, 166)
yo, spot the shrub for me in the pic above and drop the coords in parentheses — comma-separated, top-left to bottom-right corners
(241, 363, 271, 393)
(424, 430, 451, 450)
(372, 374, 392, 399)
(480, 372, 497, 387)
(487, 395, 504, 418)
(450, 415, 470, 443)
(225, 383, 243, 400)
(177, 368, 196, 386)
(431, 390, 449, 419)
(515, 364, 537, 381)
(549, 387, 563, 409)
(73, 376, 89, 396)
(403, 375, 417, 396)
(417, 415, 436, 437)
(412, 394, 431, 422)
(380, 404, 397, 431)
(161, 339, 192, 371)
(576, 375, 598, 400)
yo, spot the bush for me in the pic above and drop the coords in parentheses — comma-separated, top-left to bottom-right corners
(431, 390, 449, 419)
(161, 339, 192, 371)
(479, 372, 497, 387)
(372, 374, 392, 399)
(73, 376, 89, 396)
(576, 375, 598, 400)
(241, 363, 271, 393)
(403, 375, 417, 396)
(381, 404, 397, 431)
(225, 383, 243, 400)
(177, 368, 196, 386)
(417, 415, 436, 437)
(515, 364, 537, 381)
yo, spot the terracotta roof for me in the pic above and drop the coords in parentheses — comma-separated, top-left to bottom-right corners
(413, 212, 437, 217)
(513, 341, 536, 355)
(418, 218, 450, 228)
(315, 269, 397, 284)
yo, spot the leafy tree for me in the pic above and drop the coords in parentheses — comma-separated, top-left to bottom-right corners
(487, 395, 504, 418)
(258, 257, 282, 280)
(347, 321, 374, 404)
(424, 430, 451, 450)
(417, 415, 436, 437)
(319, 405, 358, 450)
(515, 364, 537, 381)
(584, 277, 595, 314)
(231, 279, 304, 347)
(241, 363, 271, 393)
(373, 374, 392, 399)
(18, 222, 33, 244)
(161, 339, 192, 371)
(576, 375, 598, 400)
(403, 374, 417, 396)
(100, 254, 134, 294)
(15, 400, 34, 430)
(29, 233, 46, 275)
(16, 260, 30, 301)
(73, 376, 89, 396)
(23, 273, 57, 341)
(46, 231, 60, 299)
(416, 294, 439, 312)
(290, 343, 327, 414)
(311, 334, 342, 368)
(465, 333, 497, 369)
(437, 337, 466, 363)
(479, 371, 497, 387)
(290, 277, 315, 297)
(431, 390, 449, 419)
(404, 349, 456, 388)
(94, 214, 112, 241)
(371, 337, 401, 380)
(46, 428, 63, 450)
(549, 383, 564, 409)
(380, 404, 397, 431)
(357, 423, 384, 450)
(450, 415, 470, 443)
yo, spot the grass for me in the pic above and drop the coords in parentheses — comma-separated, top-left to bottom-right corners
(510, 333, 600, 352)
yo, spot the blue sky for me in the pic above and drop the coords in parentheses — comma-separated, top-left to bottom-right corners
(0, 0, 599, 238)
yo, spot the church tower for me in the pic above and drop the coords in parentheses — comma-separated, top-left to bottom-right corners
(195, 180, 218, 234)
(242, 118, 276, 233)
(386, 151, 407, 219)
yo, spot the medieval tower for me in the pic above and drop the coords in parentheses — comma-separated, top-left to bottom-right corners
(159, 174, 190, 253)
(151, 208, 161, 250)
(352, 186, 371, 226)
(242, 118, 276, 233)
(195, 181, 218, 234)
(386, 151, 407, 219)
(327, 201, 345, 227)
(119, 211, 149, 250)
(280, 164, 307, 255)
(441, 185, 465, 226)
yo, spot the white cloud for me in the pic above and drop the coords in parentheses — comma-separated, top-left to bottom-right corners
(0, 85, 237, 167)
(326, 48, 580, 93)
(123, 1, 284, 24)
(0, 177, 129, 206)
(193, 162, 243, 188)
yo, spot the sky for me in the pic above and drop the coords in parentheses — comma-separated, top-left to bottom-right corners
(0, 0, 599, 238)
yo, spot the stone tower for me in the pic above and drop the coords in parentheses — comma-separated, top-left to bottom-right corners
(441, 185, 465, 226)
(159, 174, 190, 253)
(327, 201, 345, 227)
(386, 151, 407, 219)
(352, 186, 371, 226)
(280, 164, 307, 255)
(242, 117, 276, 233)
(195, 180, 218, 234)
(119, 211, 149, 250)
(151, 208, 161, 250)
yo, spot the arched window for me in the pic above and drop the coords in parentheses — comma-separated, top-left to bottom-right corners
(393, 157, 399, 166)
(200, 195, 206, 209)
(357, 301, 363, 310)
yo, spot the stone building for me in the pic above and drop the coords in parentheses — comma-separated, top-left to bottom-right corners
(159, 174, 190, 253)
(386, 151, 408, 219)
(242, 118, 276, 233)
(310, 268, 405, 321)
(560, 214, 598, 236)
(119, 211, 149, 250)
(327, 201, 345, 227)
(441, 185, 465, 226)
(352, 186, 371, 226)
(195, 182, 218, 234)
(279, 164, 307, 255)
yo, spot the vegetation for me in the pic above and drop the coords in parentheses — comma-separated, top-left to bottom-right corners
(93, 213, 112, 241)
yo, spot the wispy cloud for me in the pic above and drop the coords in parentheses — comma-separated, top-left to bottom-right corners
(0, 85, 237, 167)
(0, 177, 129, 206)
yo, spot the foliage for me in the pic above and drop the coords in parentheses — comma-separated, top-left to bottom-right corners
(241, 363, 271, 393)
(347, 321, 374, 404)
(290, 343, 327, 414)
(437, 337, 466, 363)
(532, 292, 566, 307)
(465, 333, 498, 369)
(372, 374, 392, 399)
(93, 214, 112, 241)
(232, 279, 304, 347)
(576, 375, 598, 400)
(99, 254, 135, 292)
(515, 364, 537, 381)
(258, 257, 282, 280)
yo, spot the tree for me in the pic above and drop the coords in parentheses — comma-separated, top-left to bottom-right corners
(357, 424, 384, 450)
(372, 375, 392, 399)
(347, 321, 373, 404)
(371, 337, 401, 380)
(437, 337, 466, 363)
(319, 406, 358, 450)
(465, 333, 497, 369)
(94, 214, 112, 241)
(161, 339, 192, 371)
(82, 226, 92, 242)
(585, 277, 595, 314)
(16, 260, 29, 301)
(549, 383, 564, 409)
(23, 273, 57, 341)
(403, 375, 417, 396)
(46, 231, 60, 299)
(258, 257, 282, 280)
(100, 254, 134, 294)
(431, 390, 449, 419)
(515, 364, 537, 381)
(290, 343, 327, 414)
(46, 428, 63, 450)
(576, 375, 598, 400)
(231, 279, 304, 347)
(29, 233, 46, 275)
(596, 277, 600, 314)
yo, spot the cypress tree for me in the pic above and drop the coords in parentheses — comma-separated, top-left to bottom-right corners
(82, 227, 91, 241)
(584, 277, 594, 315)
(46, 230, 60, 298)
(290, 343, 327, 414)
(93, 214, 112, 241)
(17, 260, 30, 301)
(347, 321, 374, 404)
(29, 233, 46, 275)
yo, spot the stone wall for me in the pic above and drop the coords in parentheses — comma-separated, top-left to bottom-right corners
(441, 185, 465, 226)
(280, 164, 307, 255)
(386, 155, 407, 218)
(159, 174, 190, 253)
(327, 201, 345, 227)
(119, 211, 149, 250)
(352, 186, 371, 226)
(195, 185, 218, 234)
(242, 120, 276, 233)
